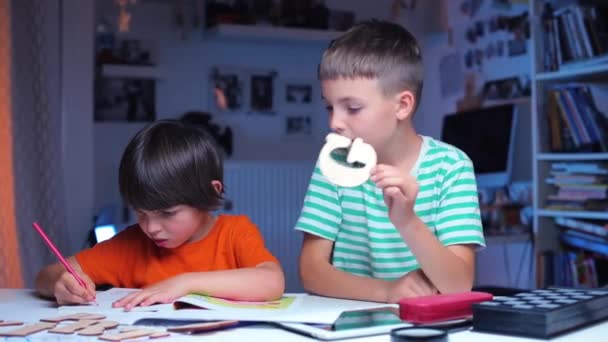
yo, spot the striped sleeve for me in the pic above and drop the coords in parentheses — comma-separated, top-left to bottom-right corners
(435, 157, 486, 248)
(294, 166, 343, 241)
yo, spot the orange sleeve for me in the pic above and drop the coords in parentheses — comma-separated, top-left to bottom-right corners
(75, 225, 142, 286)
(232, 217, 279, 268)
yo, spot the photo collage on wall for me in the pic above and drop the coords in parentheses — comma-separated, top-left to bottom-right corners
(209, 66, 319, 140)
(279, 78, 317, 140)
(209, 67, 278, 115)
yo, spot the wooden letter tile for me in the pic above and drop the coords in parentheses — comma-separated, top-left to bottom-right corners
(0, 322, 57, 337)
(78, 320, 120, 336)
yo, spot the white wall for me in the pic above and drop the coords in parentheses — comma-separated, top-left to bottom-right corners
(62, 0, 95, 253)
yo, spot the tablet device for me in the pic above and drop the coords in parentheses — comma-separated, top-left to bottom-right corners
(276, 307, 472, 340)
(276, 307, 409, 340)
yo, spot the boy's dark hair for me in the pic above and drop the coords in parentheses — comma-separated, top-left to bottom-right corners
(319, 20, 424, 111)
(119, 119, 224, 212)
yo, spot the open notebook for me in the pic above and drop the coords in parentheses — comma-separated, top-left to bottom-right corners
(56, 288, 391, 325)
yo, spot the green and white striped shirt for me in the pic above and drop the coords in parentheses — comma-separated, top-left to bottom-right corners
(295, 135, 485, 280)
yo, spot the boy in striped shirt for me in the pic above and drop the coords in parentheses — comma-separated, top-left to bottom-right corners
(296, 20, 485, 303)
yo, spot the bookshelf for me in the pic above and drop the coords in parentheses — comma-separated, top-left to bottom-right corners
(531, 0, 608, 288)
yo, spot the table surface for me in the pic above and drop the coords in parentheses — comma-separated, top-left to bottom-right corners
(1, 289, 607, 341)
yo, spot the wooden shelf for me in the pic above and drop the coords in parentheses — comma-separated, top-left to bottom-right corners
(537, 209, 608, 220)
(536, 153, 608, 161)
(206, 24, 343, 43)
(100, 64, 163, 79)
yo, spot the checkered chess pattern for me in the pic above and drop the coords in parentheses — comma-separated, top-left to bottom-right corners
(472, 288, 608, 338)
(478, 288, 608, 311)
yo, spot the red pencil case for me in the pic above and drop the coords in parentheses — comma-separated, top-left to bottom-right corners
(399, 291, 493, 324)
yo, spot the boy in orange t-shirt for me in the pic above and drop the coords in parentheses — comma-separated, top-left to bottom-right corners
(35, 120, 284, 310)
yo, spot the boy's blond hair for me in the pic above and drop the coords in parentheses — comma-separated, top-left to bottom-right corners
(319, 20, 424, 111)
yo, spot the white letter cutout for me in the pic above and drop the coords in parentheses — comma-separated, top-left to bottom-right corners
(318, 133, 377, 187)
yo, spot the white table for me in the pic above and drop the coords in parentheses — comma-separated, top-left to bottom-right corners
(1, 289, 607, 341)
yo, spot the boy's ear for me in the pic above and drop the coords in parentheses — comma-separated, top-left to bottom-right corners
(211, 180, 223, 194)
(395, 89, 416, 120)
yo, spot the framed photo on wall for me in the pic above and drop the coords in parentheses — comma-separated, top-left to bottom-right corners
(283, 114, 313, 140)
(249, 70, 277, 115)
(94, 77, 156, 122)
(209, 66, 246, 113)
(279, 78, 318, 108)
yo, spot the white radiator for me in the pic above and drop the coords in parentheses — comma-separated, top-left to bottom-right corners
(222, 161, 314, 292)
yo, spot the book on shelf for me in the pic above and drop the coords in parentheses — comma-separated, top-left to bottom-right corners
(541, 1, 608, 71)
(545, 85, 608, 153)
(555, 216, 608, 238)
(545, 162, 608, 210)
(538, 250, 598, 288)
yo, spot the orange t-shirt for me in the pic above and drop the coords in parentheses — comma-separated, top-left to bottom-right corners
(75, 215, 278, 288)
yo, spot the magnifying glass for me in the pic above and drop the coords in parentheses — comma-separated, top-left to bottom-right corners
(390, 327, 447, 342)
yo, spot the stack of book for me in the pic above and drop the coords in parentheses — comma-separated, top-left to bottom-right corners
(545, 162, 608, 211)
(555, 216, 608, 256)
(545, 84, 608, 153)
(541, 1, 608, 71)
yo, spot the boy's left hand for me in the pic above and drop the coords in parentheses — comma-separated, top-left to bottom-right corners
(112, 274, 190, 311)
(370, 164, 419, 229)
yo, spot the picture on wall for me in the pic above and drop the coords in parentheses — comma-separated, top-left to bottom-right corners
(286, 84, 313, 104)
(250, 73, 275, 114)
(94, 77, 156, 122)
(279, 78, 319, 108)
(209, 67, 245, 113)
(284, 115, 313, 140)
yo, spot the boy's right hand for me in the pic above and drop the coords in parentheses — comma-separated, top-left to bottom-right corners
(54, 270, 96, 305)
(386, 269, 438, 303)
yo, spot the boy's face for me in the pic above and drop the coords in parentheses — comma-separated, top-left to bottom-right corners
(321, 77, 405, 153)
(136, 205, 211, 248)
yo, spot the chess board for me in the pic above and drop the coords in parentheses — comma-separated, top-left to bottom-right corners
(472, 287, 608, 338)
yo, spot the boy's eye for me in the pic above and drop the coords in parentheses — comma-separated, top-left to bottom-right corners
(325, 105, 333, 112)
(347, 107, 361, 114)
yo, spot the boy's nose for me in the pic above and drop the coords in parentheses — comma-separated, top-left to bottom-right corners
(329, 116, 346, 135)
(142, 221, 162, 236)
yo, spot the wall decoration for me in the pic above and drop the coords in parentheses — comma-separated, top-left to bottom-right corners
(279, 78, 318, 108)
(209, 67, 245, 113)
(249, 71, 276, 114)
(94, 77, 155, 122)
(283, 115, 313, 140)
(285, 84, 312, 104)
(482, 77, 522, 101)
(460, 0, 484, 18)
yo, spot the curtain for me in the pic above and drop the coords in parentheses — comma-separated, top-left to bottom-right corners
(0, 0, 23, 288)
(3, 0, 68, 287)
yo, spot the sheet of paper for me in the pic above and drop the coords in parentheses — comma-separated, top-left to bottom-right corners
(58, 288, 173, 314)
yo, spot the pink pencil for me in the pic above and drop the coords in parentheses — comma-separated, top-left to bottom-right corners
(32, 222, 98, 305)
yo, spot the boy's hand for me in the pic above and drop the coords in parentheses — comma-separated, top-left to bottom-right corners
(370, 164, 419, 229)
(386, 269, 438, 303)
(112, 274, 190, 311)
(54, 270, 96, 305)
